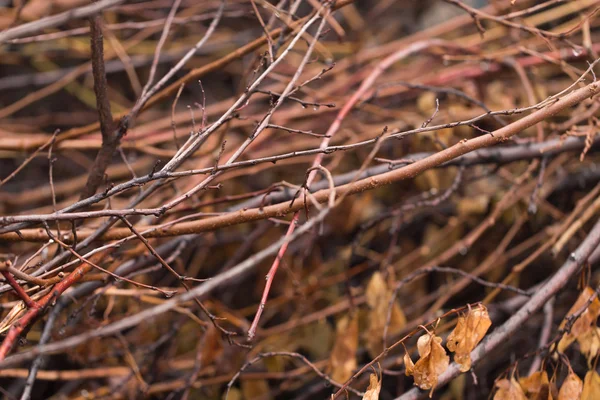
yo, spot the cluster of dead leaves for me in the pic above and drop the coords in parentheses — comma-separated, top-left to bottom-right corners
(556, 286, 600, 365)
(404, 330, 449, 397)
(404, 304, 492, 397)
(329, 276, 492, 399)
(328, 272, 406, 383)
(490, 286, 600, 400)
(493, 368, 600, 400)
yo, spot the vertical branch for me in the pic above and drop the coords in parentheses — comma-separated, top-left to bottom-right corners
(81, 13, 117, 200)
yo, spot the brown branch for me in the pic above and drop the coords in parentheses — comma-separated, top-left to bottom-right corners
(3, 81, 597, 243)
(0, 0, 127, 43)
(81, 13, 118, 200)
(226, 352, 363, 397)
(0, 134, 597, 233)
(0, 206, 333, 367)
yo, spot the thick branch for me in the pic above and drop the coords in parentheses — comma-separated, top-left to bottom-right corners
(81, 14, 118, 199)
(2, 82, 598, 242)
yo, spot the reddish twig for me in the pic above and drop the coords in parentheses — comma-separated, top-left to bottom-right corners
(1, 267, 38, 310)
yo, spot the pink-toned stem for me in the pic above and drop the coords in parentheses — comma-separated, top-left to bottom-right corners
(1, 271, 39, 310)
(0, 259, 93, 361)
(248, 39, 455, 339)
(247, 213, 299, 340)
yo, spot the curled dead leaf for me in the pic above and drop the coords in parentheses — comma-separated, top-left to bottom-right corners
(411, 331, 449, 397)
(364, 272, 406, 357)
(558, 370, 582, 400)
(493, 376, 527, 400)
(519, 371, 552, 400)
(557, 287, 600, 354)
(329, 314, 358, 383)
(362, 373, 382, 400)
(404, 351, 415, 377)
(446, 304, 492, 372)
(582, 370, 600, 400)
(576, 327, 600, 366)
(241, 378, 270, 400)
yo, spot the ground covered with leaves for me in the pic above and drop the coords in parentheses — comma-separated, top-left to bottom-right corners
(2, 0, 600, 399)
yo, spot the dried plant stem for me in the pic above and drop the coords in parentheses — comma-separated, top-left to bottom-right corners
(81, 13, 117, 199)
(3, 80, 597, 243)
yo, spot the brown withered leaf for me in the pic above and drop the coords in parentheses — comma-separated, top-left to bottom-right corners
(582, 370, 600, 400)
(225, 387, 242, 400)
(557, 287, 600, 354)
(200, 324, 223, 367)
(493, 377, 527, 400)
(457, 195, 490, 216)
(20, 0, 87, 21)
(449, 374, 466, 400)
(421, 219, 462, 259)
(446, 304, 492, 372)
(411, 332, 449, 397)
(329, 314, 359, 383)
(417, 91, 438, 116)
(519, 371, 551, 400)
(576, 327, 600, 366)
(362, 373, 382, 400)
(297, 320, 333, 359)
(404, 351, 415, 377)
(241, 378, 270, 400)
(558, 371, 582, 400)
(364, 272, 407, 357)
(20, 0, 51, 21)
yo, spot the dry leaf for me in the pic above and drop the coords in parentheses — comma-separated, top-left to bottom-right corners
(20, 0, 87, 21)
(446, 304, 492, 372)
(404, 351, 415, 376)
(241, 378, 271, 400)
(558, 371, 582, 400)
(364, 272, 407, 357)
(420, 218, 461, 258)
(297, 320, 333, 359)
(417, 91, 438, 116)
(224, 387, 242, 400)
(519, 371, 551, 400)
(582, 370, 600, 400)
(200, 324, 223, 367)
(411, 332, 449, 397)
(557, 287, 600, 354)
(362, 373, 382, 400)
(449, 374, 466, 400)
(54, 0, 89, 8)
(494, 377, 527, 400)
(329, 314, 358, 383)
(20, 0, 52, 21)
(457, 195, 490, 216)
(342, 192, 383, 232)
(576, 327, 600, 365)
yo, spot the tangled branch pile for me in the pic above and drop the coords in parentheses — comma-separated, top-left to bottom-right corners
(2, 0, 600, 398)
